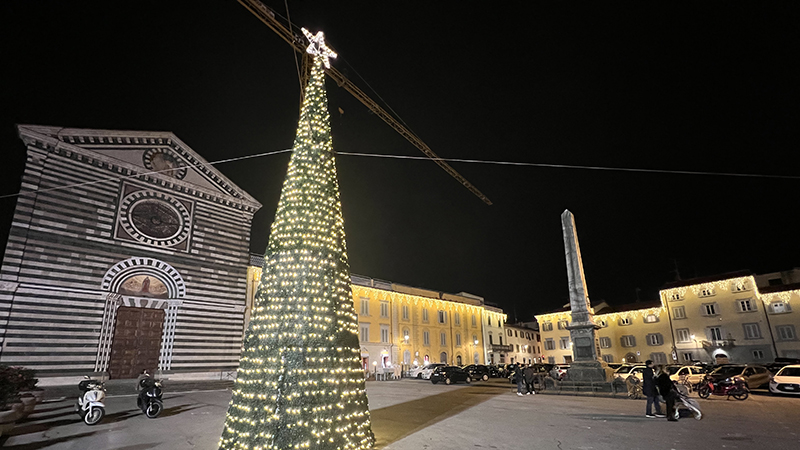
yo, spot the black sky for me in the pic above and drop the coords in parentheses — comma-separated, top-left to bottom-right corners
(2, 1, 798, 321)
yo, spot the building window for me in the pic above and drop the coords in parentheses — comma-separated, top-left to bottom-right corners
(454, 313, 461, 326)
(644, 314, 658, 323)
(440, 332, 447, 346)
(682, 352, 693, 362)
(620, 335, 636, 347)
(456, 333, 462, 346)
(647, 333, 664, 346)
(472, 314, 477, 327)
(440, 352, 447, 364)
(438, 310, 446, 324)
(598, 319, 608, 327)
(669, 292, 683, 301)
(557, 321, 568, 330)
(752, 350, 765, 360)
(489, 334, 494, 345)
(676, 328, 691, 343)
(702, 303, 718, 316)
(526, 332, 531, 340)
(516, 344, 520, 352)
(403, 350, 411, 365)
(559, 337, 570, 350)
(423, 331, 430, 346)
(650, 352, 667, 364)
(360, 298, 369, 316)
(515, 330, 519, 337)
(536, 334, 541, 342)
(456, 355, 462, 365)
(360, 324, 370, 342)
(542, 322, 553, 331)
(770, 302, 791, 314)
(402, 304, 409, 320)
(507, 329, 512, 337)
(499, 336, 503, 345)
(673, 306, 686, 319)
(599, 337, 612, 348)
(422, 309, 429, 322)
(380, 301, 389, 318)
(731, 280, 749, 292)
(527, 346, 532, 354)
(544, 339, 555, 351)
(699, 288, 716, 298)
(380, 325, 389, 343)
(619, 317, 632, 326)
(402, 328, 410, 342)
(738, 299, 756, 313)
(743, 323, 761, 339)
(776, 325, 797, 341)
(708, 327, 723, 341)
(602, 354, 614, 363)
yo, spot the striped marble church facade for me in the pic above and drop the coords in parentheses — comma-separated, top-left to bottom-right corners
(0, 125, 261, 382)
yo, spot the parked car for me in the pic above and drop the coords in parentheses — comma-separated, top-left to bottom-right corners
(486, 365, 503, 378)
(463, 364, 491, 381)
(707, 364, 772, 389)
(408, 365, 426, 379)
(614, 364, 646, 381)
(606, 363, 623, 370)
(766, 358, 800, 375)
(668, 365, 705, 387)
(769, 365, 800, 396)
(419, 363, 446, 380)
(430, 366, 471, 385)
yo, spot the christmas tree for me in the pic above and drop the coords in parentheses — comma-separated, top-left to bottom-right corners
(220, 31, 374, 450)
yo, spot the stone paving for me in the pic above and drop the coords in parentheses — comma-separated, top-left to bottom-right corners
(2, 379, 798, 449)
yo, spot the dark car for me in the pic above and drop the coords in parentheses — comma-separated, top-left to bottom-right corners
(463, 364, 491, 381)
(430, 366, 471, 385)
(486, 365, 503, 378)
(707, 364, 771, 389)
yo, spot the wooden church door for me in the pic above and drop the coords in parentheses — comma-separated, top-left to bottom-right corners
(107, 306, 165, 379)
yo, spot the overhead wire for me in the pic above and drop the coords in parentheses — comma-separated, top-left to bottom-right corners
(0, 147, 795, 201)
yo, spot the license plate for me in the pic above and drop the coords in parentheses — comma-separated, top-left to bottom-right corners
(785, 386, 796, 391)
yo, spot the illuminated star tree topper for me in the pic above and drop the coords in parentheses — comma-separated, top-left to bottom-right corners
(302, 28, 337, 68)
(219, 29, 373, 450)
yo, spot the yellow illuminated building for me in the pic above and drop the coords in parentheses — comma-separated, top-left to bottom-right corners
(536, 270, 800, 366)
(246, 257, 500, 371)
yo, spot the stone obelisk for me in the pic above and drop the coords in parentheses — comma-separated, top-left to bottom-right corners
(561, 210, 613, 382)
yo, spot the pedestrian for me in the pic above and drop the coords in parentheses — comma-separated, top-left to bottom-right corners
(642, 359, 665, 418)
(523, 363, 536, 395)
(514, 364, 526, 396)
(655, 365, 678, 422)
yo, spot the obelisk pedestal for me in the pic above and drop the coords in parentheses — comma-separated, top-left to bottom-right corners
(561, 210, 614, 382)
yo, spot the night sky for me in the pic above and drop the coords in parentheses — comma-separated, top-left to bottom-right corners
(2, 1, 798, 321)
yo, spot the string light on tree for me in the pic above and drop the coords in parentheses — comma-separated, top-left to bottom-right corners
(219, 29, 373, 450)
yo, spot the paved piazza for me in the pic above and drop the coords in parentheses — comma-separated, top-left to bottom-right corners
(2, 379, 798, 450)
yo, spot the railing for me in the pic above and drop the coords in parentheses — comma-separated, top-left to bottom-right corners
(490, 344, 514, 352)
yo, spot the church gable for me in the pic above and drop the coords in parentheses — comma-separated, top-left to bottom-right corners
(17, 125, 261, 211)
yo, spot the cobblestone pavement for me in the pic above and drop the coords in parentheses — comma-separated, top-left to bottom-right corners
(2, 379, 798, 449)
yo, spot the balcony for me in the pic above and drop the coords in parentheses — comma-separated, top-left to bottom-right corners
(701, 339, 736, 348)
(490, 344, 513, 352)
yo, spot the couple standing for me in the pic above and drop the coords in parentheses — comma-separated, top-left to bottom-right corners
(642, 360, 677, 421)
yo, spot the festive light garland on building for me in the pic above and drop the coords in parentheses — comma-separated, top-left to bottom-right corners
(219, 40, 373, 449)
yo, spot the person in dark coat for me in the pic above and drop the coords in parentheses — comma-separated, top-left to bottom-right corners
(514, 364, 526, 396)
(655, 365, 678, 421)
(523, 364, 536, 395)
(642, 359, 665, 418)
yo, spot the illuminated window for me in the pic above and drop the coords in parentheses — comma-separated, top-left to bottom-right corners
(360, 298, 369, 316)
(644, 314, 658, 323)
(770, 302, 790, 314)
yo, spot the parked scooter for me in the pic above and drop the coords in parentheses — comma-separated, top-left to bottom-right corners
(76, 377, 106, 425)
(136, 371, 164, 418)
(696, 374, 749, 400)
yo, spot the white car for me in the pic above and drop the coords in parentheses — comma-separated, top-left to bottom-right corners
(769, 364, 800, 396)
(615, 364, 646, 381)
(419, 363, 445, 380)
(669, 366, 705, 387)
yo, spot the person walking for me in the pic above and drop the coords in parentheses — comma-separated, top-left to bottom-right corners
(514, 364, 526, 396)
(643, 360, 665, 418)
(655, 365, 678, 421)
(523, 363, 536, 395)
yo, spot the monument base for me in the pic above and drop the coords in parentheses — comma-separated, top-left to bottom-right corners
(564, 360, 614, 382)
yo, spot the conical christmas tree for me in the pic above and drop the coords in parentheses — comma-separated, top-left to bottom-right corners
(219, 46, 374, 449)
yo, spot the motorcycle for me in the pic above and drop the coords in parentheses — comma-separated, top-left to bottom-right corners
(76, 377, 106, 425)
(696, 374, 749, 400)
(137, 371, 164, 418)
